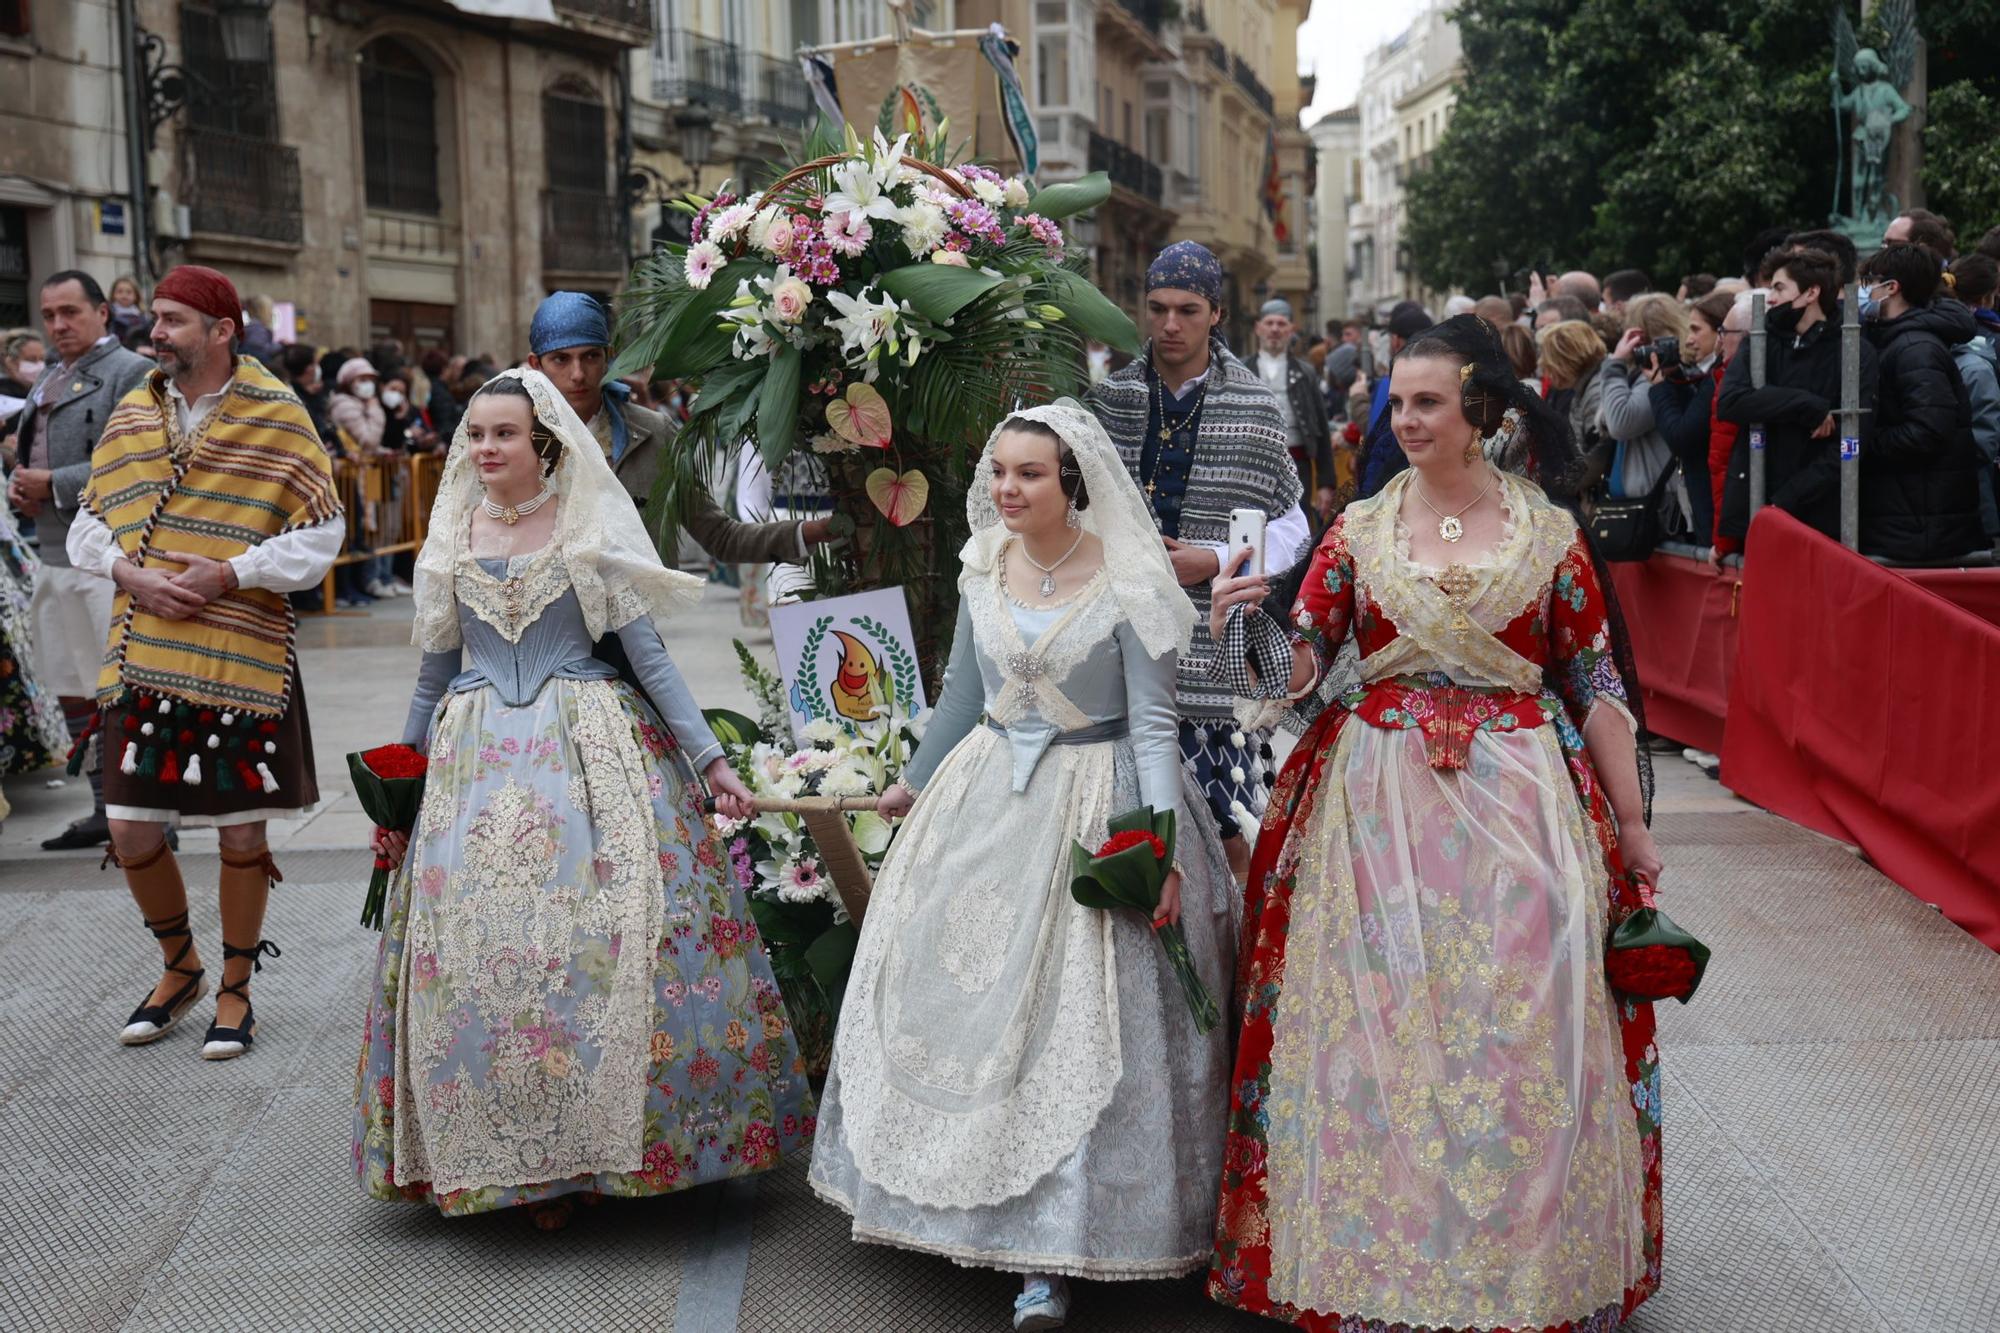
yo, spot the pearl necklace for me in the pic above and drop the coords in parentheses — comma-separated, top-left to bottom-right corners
(1017, 530, 1086, 598)
(481, 484, 554, 526)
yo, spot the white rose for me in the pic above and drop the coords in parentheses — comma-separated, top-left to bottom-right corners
(972, 177, 1005, 206)
(930, 249, 970, 268)
(770, 276, 814, 324)
(1002, 177, 1031, 208)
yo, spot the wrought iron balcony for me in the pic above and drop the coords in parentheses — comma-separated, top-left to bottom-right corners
(184, 127, 302, 246)
(1231, 53, 1274, 117)
(747, 52, 815, 128)
(654, 29, 745, 111)
(542, 187, 625, 275)
(1088, 130, 1164, 205)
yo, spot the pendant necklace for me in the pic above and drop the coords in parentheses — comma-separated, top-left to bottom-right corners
(1019, 530, 1086, 598)
(1413, 475, 1493, 543)
(482, 484, 554, 526)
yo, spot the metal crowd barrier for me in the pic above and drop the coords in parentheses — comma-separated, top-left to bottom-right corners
(311, 451, 441, 614)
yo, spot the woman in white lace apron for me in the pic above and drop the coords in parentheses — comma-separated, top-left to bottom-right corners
(809, 403, 1236, 1330)
(354, 370, 815, 1227)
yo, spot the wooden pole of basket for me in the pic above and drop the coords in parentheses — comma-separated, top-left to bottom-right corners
(744, 795, 881, 925)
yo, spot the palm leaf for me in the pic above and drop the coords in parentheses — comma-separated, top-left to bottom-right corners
(757, 344, 804, 470)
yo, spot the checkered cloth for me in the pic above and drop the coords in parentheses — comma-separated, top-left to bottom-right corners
(1206, 603, 1296, 699)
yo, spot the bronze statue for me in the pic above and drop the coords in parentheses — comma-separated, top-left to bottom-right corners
(1829, 0, 1919, 244)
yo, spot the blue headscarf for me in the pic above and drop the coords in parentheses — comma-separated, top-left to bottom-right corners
(529, 291, 632, 464)
(1145, 241, 1224, 308)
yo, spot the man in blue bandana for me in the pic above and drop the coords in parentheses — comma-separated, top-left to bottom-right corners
(527, 291, 832, 562)
(1087, 241, 1310, 880)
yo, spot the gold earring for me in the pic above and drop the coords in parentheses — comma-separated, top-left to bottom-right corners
(1464, 438, 1482, 465)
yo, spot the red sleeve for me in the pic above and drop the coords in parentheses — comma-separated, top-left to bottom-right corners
(1289, 513, 1356, 674)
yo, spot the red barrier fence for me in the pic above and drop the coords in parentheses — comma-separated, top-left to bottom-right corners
(1613, 510, 2000, 950)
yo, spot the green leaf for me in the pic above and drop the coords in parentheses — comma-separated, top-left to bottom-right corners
(649, 260, 764, 379)
(878, 264, 1006, 323)
(748, 895, 837, 951)
(686, 356, 766, 420)
(1046, 270, 1140, 354)
(702, 708, 765, 749)
(803, 921, 860, 1008)
(757, 343, 803, 471)
(1027, 172, 1112, 220)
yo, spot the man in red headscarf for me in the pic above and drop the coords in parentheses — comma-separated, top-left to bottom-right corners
(67, 264, 344, 1062)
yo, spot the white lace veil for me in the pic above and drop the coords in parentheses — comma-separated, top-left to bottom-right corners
(410, 367, 705, 652)
(962, 399, 1194, 661)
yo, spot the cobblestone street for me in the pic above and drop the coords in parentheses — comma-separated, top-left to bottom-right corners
(2, 588, 1994, 1332)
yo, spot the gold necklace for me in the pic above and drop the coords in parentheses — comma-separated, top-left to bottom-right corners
(1412, 475, 1493, 543)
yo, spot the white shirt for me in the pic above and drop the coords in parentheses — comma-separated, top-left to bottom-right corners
(67, 378, 346, 591)
(1256, 349, 1297, 439)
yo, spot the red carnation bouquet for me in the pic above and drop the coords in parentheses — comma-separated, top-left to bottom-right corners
(347, 743, 429, 930)
(1069, 808, 1219, 1034)
(1604, 875, 1711, 1004)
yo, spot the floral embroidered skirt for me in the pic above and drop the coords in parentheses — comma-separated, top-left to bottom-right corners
(1210, 700, 1660, 1332)
(352, 676, 815, 1216)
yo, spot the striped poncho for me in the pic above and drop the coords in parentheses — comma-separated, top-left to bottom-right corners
(1087, 338, 1301, 719)
(85, 359, 340, 717)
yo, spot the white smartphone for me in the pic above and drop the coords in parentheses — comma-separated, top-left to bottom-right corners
(1227, 508, 1268, 578)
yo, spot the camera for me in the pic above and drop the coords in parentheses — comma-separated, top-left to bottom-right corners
(1632, 335, 1680, 372)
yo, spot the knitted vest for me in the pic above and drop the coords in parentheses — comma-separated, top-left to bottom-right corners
(1088, 339, 1301, 718)
(86, 359, 340, 716)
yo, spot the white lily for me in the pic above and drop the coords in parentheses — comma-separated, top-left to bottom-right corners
(824, 159, 900, 222)
(824, 285, 903, 358)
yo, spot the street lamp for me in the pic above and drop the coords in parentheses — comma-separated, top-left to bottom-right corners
(215, 0, 274, 63)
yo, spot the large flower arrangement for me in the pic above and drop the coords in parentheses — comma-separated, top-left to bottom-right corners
(708, 642, 926, 1078)
(616, 122, 1137, 688)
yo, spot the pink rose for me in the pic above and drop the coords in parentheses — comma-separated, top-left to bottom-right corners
(770, 276, 813, 324)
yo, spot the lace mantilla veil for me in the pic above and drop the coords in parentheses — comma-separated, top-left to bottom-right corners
(410, 368, 705, 652)
(963, 400, 1195, 661)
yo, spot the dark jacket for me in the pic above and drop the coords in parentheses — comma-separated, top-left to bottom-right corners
(1265, 350, 1334, 495)
(1715, 308, 1877, 544)
(1358, 375, 1402, 498)
(1650, 360, 1723, 546)
(1858, 298, 1986, 562)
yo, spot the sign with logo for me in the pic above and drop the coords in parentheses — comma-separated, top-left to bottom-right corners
(769, 588, 926, 744)
(1839, 436, 1860, 462)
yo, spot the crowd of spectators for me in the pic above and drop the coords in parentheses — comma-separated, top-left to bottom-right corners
(1305, 207, 2000, 568)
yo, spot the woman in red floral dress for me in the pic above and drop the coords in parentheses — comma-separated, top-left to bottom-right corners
(1204, 316, 1663, 1332)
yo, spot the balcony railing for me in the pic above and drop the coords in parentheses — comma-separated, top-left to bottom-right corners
(185, 127, 302, 246)
(542, 188, 625, 275)
(1231, 53, 1274, 117)
(1111, 0, 1169, 35)
(654, 29, 812, 127)
(748, 52, 816, 127)
(1088, 130, 1163, 205)
(364, 211, 460, 259)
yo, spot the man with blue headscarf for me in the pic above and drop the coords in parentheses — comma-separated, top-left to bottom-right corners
(1087, 241, 1309, 881)
(527, 291, 832, 563)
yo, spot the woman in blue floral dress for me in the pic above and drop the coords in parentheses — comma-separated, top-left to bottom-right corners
(353, 370, 813, 1225)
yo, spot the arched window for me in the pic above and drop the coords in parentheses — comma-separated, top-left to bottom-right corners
(360, 39, 441, 215)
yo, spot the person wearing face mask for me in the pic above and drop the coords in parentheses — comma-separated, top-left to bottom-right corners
(1715, 246, 1879, 546)
(378, 374, 436, 453)
(0, 331, 46, 449)
(328, 357, 402, 602)
(1853, 242, 1985, 563)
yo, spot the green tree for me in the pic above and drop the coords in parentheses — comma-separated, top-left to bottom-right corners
(1404, 0, 2000, 292)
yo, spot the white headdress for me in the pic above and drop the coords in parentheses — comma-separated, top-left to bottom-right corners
(963, 399, 1194, 661)
(410, 368, 704, 652)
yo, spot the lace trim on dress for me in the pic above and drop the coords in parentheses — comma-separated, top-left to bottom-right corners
(1350, 471, 1572, 693)
(391, 678, 665, 1194)
(832, 729, 1126, 1211)
(453, 541, 573, 644)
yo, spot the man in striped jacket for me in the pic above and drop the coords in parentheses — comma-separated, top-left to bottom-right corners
(1088, 241, 1310, 879)
(70, 265, 342, 1063)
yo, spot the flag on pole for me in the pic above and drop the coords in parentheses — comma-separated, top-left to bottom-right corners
(802, 53, 843, 127)
(979, 24, 1038, 179)
(1261, 126, 1287, 243)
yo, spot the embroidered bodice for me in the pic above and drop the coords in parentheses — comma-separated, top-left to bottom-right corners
(903, 560, 1181, 814)
(399, 552, 721, 768)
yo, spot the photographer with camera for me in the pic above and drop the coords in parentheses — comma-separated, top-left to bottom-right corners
(1645, 290, 1736, 548)
(1597, 294, 1691, 532)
